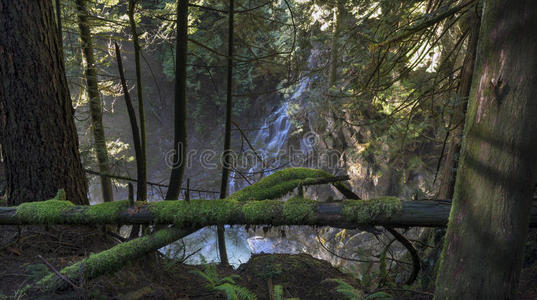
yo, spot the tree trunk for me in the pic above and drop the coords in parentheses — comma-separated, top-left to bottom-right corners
(328, 0, 343, 88)
(114, 44, 144, 206)
(436, 15, 480, 200)
(0, 0, 88, 205)
(127, 0, 147, 202)
(76, 0, 114, 202)
(435, 1, 537, 299)
(419, 14, 480, 290)
(217, 0, 235, 266)
(165, 0, 188, 201)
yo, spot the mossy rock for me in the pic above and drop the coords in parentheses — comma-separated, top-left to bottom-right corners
(237, 253, 356, 300)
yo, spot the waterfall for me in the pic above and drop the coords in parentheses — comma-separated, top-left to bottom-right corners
(170, 52, 320, 268)
(228, 76, 311, 194)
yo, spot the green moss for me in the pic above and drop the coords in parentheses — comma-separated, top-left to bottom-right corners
(241, 200, 283, 223)
(83, 200, 129, 223)
(228, 168, 335, 201)
(148, 200, 239, 226)
(283, 197, 316, 223)
(15, 198, 74, 224)
(342, 196, 402, 223)
(37, 226, 187, 291)
(56, 189, 66, 201)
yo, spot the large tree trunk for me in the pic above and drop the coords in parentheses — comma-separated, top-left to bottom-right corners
(0, 0, 88, 205)
(76, 0, 114, 202)
(435, 1, 537, 299)
(165, 0, 188, 201)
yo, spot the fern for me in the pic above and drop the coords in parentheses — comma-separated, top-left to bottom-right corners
(324, 278, 392, 300)
(215, 283, 241, 300)
(192, 264, 257, 300)
(274, 285, 284, 300)
(273, 284, 299, 300)
(325, 279, 364, 300)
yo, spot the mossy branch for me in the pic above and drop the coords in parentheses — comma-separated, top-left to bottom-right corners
(227, 167, 355, 201)
(25, 226, 195, 293)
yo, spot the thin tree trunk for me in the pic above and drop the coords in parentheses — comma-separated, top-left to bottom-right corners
(419, 14, 480, 290)
(114, 43, 144, 203)
(0, 0, 88, 205)
(435, 1, 537, 298)
(436, 16, 480, 200)
(127, 0, 147, 202)
(217, 0, 235, 267)
(76, 0, 114, 202)
(165, 0, 188, 200)
(328, 0, 343, 88)
(325, 0, 348, 162)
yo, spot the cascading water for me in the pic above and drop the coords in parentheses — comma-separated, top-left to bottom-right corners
(168, 52, 328, 268)
(168, 76, 313, 268)
(229, 76, 310, 194)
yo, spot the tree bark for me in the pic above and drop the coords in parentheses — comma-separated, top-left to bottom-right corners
(328, 0, 343, 88)
(0, 0, 88, 205)
(2, 198, 537, 227)
(76, 0, 114, 202)
(165, 0, 188, 201)
(435, 1, 537, 299)
(114, 43, 144, 204)
(217, 0, 235, 266)
(127, 0, 147, 202)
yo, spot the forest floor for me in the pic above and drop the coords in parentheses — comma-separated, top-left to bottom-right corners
(0, 225, 536, 300)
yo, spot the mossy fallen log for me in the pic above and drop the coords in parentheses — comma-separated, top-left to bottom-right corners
(3, 196, 537, 227)
(23, 226, 195, 293)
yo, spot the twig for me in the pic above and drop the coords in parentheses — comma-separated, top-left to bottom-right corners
(37, 255, 79, 289)
(385, 227, 421, 285)
(84, 169, 219, 194)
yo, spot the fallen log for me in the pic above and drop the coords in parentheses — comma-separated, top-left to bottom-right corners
(22, 226, 196, 293)
(3, 197, 537, 227)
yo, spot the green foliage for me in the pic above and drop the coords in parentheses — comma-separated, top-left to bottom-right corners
(214, 283, 257, 300)
(324, 279, 392, 300)
(24, 264, 51, 282)
(273, 284, 299, 300)
(259, 257, 283, 280)
(191, 264, 257, 300)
